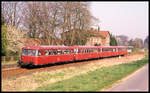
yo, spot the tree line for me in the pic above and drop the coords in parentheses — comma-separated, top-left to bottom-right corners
(3, 2, 145, 56)
(2, 2, 98, 44)
(115, 35, 148, 49)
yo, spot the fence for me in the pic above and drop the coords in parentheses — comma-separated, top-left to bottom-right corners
(1, 56, 20, 62)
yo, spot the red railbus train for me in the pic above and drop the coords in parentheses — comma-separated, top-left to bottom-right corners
(18, 46, 127, 67)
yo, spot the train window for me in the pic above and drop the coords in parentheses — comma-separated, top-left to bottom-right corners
(78, 49, 81, 53)
(119, 48, 126, 51)
(93, 49, 98, 52)
(81, 49, 83, 53)
(87, 49, 89, 53)
(63, 50, 66, 54)
(82, 49, 85, 53)
(88, 49, 90, 53)
(22, 49, 28, 56)
(68, 50, 71, 54)
(83, 49, 97, 53)
(53, 49, 57, 55)
(41, 49, 45, 55)
(37, 49, 45, 56)
(45, 50, 49, 56)
(68, 50, 70, 54)
(49, 50, 53, 55)
(91, 49, 93, 53)
(82, 49, 84, 53)
(64, 49, 70, 54)
(85, 49, 87, 53)
(48, 49, 60, 55)
(84, 49, 86, 53)
(28, 49, 36, 56)
(38, 50, 41, 56)
(88, 49, 89, 53)
(85, 49, 88, 53)
(28, 50, 32, 56)
(61, 50, 64, 55)
(57, 50, 62, 55)
(90, 49, 93, 53)
(99, 48, 102, 52)
(74, 49, 79, 54)
(113, 49, 116, 52)
(103, 48, 113, 52)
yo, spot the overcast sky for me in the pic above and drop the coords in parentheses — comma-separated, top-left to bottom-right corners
(90, 1, 148, 41)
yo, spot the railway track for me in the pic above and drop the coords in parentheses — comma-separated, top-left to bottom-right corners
(2, 64, 18, 70)
(2, 58, 103, 79)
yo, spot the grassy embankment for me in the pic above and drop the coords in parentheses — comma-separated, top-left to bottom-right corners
(35, 54, 148, 91)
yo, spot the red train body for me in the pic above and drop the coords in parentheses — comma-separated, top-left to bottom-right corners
(18, 46, 127, 67)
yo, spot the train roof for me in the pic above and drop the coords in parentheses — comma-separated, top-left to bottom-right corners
(22, 45, 128, 50)
(22, 45, 73, 49)
(96, 46, 128, 48)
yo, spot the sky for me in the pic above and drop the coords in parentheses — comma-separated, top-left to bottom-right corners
(90, 1, 148, 41)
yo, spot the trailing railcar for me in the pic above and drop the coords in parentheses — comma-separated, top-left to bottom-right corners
(97, 46, 127, 57)
(18, 46, 127, 67)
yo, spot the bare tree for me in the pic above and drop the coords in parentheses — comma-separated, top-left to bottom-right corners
(21, 2, 98, 45)
(22, 2, 40, 38)
(61, 2, 98, 45)
(2, 2, 23, 28)
(22, 2, 62, 45)
(6, 25, 26, 54)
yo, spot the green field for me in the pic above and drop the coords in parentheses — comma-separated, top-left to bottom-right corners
(35, 54, 148, 91)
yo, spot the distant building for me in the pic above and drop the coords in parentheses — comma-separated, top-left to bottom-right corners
(115, 35, 129, 46)
(86, 30, 110, 46)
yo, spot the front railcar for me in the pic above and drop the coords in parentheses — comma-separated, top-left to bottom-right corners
(18, 47, 39, 67)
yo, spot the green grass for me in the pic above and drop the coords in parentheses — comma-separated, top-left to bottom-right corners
(35, 55, 148, 91)
(33, 72, 65, 83)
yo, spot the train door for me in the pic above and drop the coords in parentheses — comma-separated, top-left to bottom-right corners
(98, 48, 102, 57)
(112, 48, 116, 56)
(116, 48, 119, 56)
(73, 48, 79, 60)
(37, 49, 45, 65)
(90, 48, 99, 59)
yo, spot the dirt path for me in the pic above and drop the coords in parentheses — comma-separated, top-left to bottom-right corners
(2, 64, 18, 70)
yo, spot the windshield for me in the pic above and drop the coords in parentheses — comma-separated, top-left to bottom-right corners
(22, 49, 37, 56)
